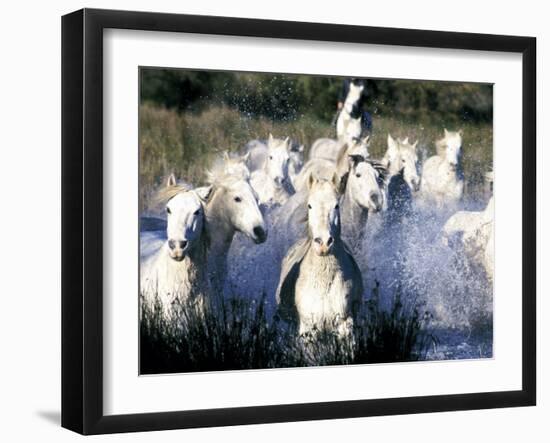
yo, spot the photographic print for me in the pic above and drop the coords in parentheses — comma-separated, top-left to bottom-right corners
(138, 68, 494, 375)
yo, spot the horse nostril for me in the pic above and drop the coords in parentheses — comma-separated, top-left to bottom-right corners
(253, 226, 266, 240)
(168, 240, 176, 250)
(326, 237, 334, 247)
(179, 240, 188, 249)
(314, 237, 322, 245)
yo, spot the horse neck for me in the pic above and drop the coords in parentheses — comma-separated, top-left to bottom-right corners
(341, 181, 369, 230)
(303, 236, 344, 269)
(440, 157, 463, 181)
(204, 189, 235, 256)
(162, 235, 208, 281)
(339, 107, 351, 121)
(385, 158, 402, 179)
(387, 169, 410, 201)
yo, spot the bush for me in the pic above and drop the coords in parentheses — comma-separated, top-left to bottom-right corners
(139, 286, 436, 374)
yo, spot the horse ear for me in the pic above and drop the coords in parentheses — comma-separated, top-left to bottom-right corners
(387, 134, 397, 151)
(297, 144, 305, 153)
(444, 128, 449, 137)
(166, 173, 177, 188)
(413, 140, 419, 150)
(223, 151, 230, 162)
(242, 151, 251, 163)
(195, 185, 213, 203)
(362, 135, 370, 145)
(402, 137, 409, 145)
(268, 133, 274, 144)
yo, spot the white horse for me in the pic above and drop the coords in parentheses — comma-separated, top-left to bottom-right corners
(336, 81, 364, 144)
(420, 129, 464, 209)
(208, 151, 251, 181)
(204, 166, 268, 293)
(247, 138, 304, 187)
(140, 184, 212, 319)
(382, 134, 421, 222)
(247, 134, 295, 206)
(308, 133, 370, 163)
(297, 137, 370, 190)
(276, 174, 363, 337)
(337, 154, 387, 244)
(441, 196, 494, 282)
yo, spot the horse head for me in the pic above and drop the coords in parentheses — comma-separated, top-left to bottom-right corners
(344, 155, 387, 213)
(441, 128, 463, 172)
(306, 173, 341, 256)
(209, 174, 267, 245)
(343, 82, 364, 114)
(266, 134, 292, 188)
(164, 183, 211, 261)
(385, 134, 421, 193)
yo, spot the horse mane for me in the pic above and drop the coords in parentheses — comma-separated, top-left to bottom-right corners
(335, 142, 350, 172)
(151, 181, 192, 210)
(206, 151, 250, 184)
(337, 158, 387, 197)
(366, 159, 389, 187)
(205, 167, 247, 189)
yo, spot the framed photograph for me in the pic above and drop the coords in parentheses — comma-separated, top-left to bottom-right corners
(62, 8, 536, 435)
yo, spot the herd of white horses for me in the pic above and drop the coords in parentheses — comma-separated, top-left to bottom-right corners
(141, 83, 494, 339)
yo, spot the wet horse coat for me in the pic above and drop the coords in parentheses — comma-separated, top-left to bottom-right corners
(276, 177, 363, 336)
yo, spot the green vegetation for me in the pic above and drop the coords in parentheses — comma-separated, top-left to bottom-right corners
(141, 69, 492, 124)
(139, 103, 492, 211)
(139, 70, 492, 212)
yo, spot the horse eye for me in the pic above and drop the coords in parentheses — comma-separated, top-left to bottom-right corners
(356, 174, 362, 178)
(166, 207, 171, 215)
(234, 196, 242, 203)
(307, 204, 312, 210)
(269, 156, 273, 160)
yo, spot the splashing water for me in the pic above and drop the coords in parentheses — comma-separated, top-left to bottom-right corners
(141, 194, 493, 360)
(224, 196, 493, 360)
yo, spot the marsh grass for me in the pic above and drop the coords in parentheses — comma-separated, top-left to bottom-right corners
(139, 284, 436, 374)
(139, 103, 492, 211)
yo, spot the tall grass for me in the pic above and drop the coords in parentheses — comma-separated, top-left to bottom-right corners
(139, 103, 492, 211)
(139, 284, 435, 374)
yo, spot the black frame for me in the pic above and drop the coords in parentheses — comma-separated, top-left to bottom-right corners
(62, 8, 536, 435)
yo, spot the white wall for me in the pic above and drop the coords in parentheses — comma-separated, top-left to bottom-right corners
(0, 0, 546, 441)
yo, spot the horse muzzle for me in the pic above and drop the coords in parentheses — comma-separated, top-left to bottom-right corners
(168, 239, 189, 260)
(273, 176, 286, 188)
(169, 251, 186, 261)
(252, 225, 267, 244)
(313, 236, 334, 256)
(369, 193, 383, 212)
